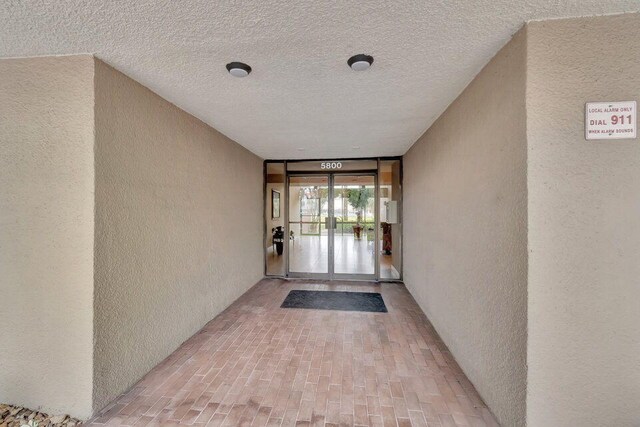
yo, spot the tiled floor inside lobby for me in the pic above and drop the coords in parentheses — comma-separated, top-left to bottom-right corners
(266, 236, 401, 279)
(87, 279, 498, 426)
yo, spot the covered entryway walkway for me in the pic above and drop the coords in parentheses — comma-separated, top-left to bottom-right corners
(87, 279, 498, 426)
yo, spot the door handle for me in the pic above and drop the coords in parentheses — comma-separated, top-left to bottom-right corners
(325, 217, 338, 229)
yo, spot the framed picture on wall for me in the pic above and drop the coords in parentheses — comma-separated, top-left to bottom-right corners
(272, 190, 280, 219)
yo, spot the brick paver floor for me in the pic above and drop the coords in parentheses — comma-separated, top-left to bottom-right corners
(86, 279, 499, 426)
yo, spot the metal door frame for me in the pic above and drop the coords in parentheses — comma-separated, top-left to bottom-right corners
(286, 172, 331, 280)
(285, 171, 378, 281)
(330, 172, 378, 281)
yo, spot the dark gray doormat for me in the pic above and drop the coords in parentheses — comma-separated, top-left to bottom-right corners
(281, 290, 387, 313)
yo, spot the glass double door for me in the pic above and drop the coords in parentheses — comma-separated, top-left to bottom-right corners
(288, 173, 377, 280)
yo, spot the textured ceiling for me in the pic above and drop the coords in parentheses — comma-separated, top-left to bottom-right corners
(1, 1, 638, 159)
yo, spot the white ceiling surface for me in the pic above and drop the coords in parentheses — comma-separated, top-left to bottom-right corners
(1, 1, 638, 159)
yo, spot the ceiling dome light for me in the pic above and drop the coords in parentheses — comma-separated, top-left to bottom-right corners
(347, 54, 374, 71)
(226, 62, 252, 77)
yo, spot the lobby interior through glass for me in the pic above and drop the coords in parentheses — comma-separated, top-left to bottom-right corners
(264, 158, 402, 280)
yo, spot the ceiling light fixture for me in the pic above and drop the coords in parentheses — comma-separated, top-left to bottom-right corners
(226, 62, 252, 77)
(347, 54, 374, 71)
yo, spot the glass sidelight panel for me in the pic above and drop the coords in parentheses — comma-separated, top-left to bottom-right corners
(288, 175, 329, 274)
(379, 160, 402, 279)
(266, 162, 286, 276)
(333, 175, 376, 276)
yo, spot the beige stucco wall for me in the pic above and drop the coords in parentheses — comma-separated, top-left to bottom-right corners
(526, 13, 640, 427)
(92, 59, 264, 412)
(403, 28, 528, 426)
(0, 56, 95, 418)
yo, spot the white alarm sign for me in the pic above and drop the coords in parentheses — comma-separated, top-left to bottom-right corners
(585, 101, 636, 140)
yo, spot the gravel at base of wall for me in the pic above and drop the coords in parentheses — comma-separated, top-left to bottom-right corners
(0, 404, 81, 427)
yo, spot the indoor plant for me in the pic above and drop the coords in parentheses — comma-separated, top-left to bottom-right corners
(347, 186, 372, 239)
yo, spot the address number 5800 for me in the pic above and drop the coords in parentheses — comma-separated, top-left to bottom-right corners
(320, 162, 342, 169)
